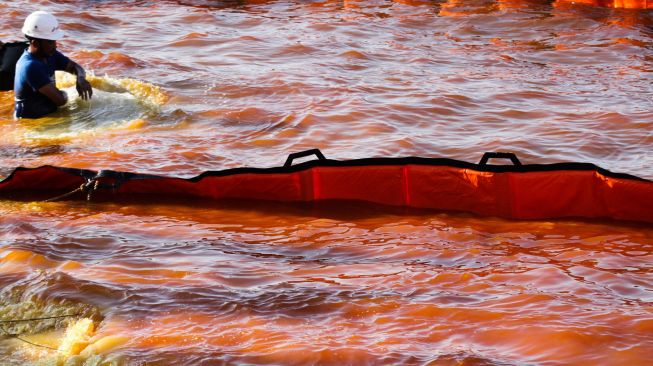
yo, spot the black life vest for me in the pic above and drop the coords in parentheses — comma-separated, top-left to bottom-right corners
(0, 41, 28, 91)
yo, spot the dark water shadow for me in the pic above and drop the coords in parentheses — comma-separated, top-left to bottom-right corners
(83, 193, 653, 229)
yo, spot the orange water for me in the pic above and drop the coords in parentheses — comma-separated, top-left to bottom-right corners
(0, 1, 652, 365)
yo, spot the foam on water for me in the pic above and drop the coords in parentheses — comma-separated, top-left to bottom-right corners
(0, 253, 130, 365)
(0, 279, 101, 364)
(12, 73, 166, 140)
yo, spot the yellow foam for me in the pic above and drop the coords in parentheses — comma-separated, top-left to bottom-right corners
(80, 335, 129, 358)
(58, 318, 95, 356)
(55, 72, 168, 106)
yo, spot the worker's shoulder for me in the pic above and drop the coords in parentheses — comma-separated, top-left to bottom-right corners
(14, 53, 45, 80)
(15, 50, 33, 66)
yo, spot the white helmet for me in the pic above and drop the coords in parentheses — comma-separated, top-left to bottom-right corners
(22, 11, 64, 41)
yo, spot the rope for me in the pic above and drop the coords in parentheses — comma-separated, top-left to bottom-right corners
(44, 179, 98, 202)
(43, 185, 84, 202)
(0, 313, 82, 324)
(0, 324, 60, 352)
(0, 313, 83, 351)
(12, 334, 59, 351)
(87, 179, 100, 201)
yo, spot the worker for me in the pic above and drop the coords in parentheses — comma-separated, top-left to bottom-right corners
(14, 11, 93, 119)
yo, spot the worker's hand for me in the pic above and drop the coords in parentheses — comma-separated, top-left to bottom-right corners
(76, 77, 93, 100)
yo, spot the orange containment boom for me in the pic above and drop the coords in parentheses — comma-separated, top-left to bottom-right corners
(1, 149, 652, 224)
(558, 0, 653, 9)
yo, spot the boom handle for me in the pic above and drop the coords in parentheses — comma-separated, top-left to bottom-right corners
(479, 152, 522, 166)
(284, 149, 327, 167)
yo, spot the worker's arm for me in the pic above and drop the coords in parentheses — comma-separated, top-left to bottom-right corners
(38, 83, 68, 106)
(65, 60, 93, 100)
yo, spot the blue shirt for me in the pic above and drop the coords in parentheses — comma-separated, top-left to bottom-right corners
(14, 49, 70, 119)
